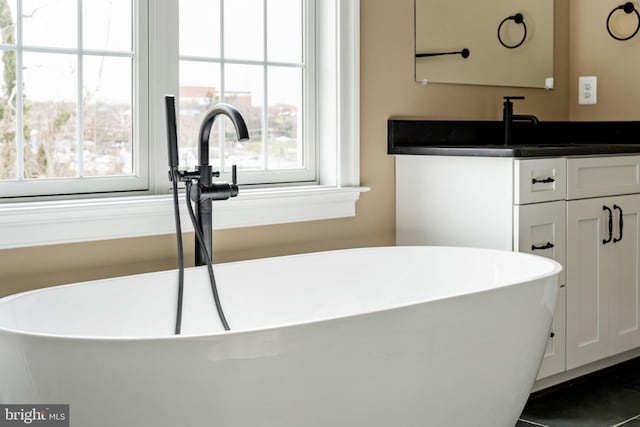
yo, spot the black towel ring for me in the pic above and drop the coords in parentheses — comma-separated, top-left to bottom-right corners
(606, 2, 640, 41)
(497, 13, 527, 49)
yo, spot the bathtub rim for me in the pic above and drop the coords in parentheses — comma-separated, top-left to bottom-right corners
(0, 246, 562, 341)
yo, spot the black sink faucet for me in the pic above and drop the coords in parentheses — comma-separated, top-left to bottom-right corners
(503, 96, 539, 145)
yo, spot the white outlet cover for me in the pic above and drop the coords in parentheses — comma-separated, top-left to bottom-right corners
(579, 76, 597, 105)
(544, 77, 554, 90)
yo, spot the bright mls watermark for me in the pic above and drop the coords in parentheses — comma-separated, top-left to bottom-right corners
(0, 405, 69, 426)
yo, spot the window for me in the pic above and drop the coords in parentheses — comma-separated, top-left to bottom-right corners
(178, 0, 313, 185)
(0, 0, 363, 248)
(0, 0, 148, 198)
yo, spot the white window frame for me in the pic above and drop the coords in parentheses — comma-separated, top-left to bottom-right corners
(0, 0, 367, 249)
(0, 0, 149, 197)
(178, 0, 316, 185)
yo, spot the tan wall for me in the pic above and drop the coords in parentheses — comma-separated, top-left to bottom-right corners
(0, 0, 571, 297)
(570, 0, 640, 121)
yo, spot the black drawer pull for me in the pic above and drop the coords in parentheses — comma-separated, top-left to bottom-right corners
(532, 177, 555, 184)
(550, 331, 555, 338)
(531, 242, 555, 251)
(603, 205, 613, 245)
(614, 204, 624, 243)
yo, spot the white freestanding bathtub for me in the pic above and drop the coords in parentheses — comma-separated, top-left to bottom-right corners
(0, 246, 560, 427)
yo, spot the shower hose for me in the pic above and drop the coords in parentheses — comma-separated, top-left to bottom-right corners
(170, 168, 230, 334)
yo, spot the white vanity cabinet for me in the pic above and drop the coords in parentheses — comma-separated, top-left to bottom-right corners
(396, 153, 640, 384)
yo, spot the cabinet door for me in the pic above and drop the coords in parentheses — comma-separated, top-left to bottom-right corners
(607, 195, 640, 355)
(566, 198, 610, 370)
(537, 285, 566, 380)
(514, 201, 566, 285)
(516, 201, 567, 379)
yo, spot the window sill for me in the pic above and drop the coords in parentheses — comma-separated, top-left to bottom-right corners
(0, 186, 370, 249)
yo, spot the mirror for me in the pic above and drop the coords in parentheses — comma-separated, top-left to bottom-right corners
(415, 0, 554, 88)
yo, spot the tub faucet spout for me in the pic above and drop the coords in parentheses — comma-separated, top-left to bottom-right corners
(193, 105, 250, 266)
(166, 96, 249, 266)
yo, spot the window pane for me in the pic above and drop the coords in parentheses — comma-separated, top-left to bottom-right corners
(179, 60, 221, 169)
(224, 0, 263, 61)
(23, 53, 78, 179)
(268, 67, 301, 170)
(0, 0, 17, 45)
(83, 56, 132, 177)
(179, 0, 220, 58)
(23, 0, 77, 48)
(83, 0, 132, 52)
(0, 55, 16, 179)
(225, 63, 263, 171)
(267, 0, 302, 63)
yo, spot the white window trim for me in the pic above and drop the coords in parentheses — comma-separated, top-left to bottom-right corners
(0, 0, 367, 250)
(0, 186, 368, 249)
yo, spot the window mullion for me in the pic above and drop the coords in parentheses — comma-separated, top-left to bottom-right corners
(262, 0, 268, 172)
(308, 0, 315, 179)
(15, 0, 23, 180)
(76, 0, 84, 178)
(219, 0, 225, 172)
(148, 0, 178, 194)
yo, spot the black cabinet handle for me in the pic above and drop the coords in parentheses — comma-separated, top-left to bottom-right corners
(603, 205, 613, 244)
(532, 177, 555, 184)
(531, 242, 555, 251)
(550, 331, 555, 338)
(614, 204, 624, 243)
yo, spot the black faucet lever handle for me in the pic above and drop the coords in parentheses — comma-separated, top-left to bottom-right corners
(230, 165, 239, 198)
(504, 96, 525, 101)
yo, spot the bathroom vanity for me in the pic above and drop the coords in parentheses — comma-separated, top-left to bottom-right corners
(389, 119, 640, 387)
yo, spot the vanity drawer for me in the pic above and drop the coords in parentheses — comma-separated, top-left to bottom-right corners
(567, 155, 640, 200)
(515, 158, 567, 204)
(514, 200, 566, 285)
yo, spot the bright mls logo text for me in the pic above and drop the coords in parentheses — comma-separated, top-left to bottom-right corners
(1, 405, 69, 426)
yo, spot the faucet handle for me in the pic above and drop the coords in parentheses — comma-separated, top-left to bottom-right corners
(504, 96, 525, 101)
(230, 165, 239, 198)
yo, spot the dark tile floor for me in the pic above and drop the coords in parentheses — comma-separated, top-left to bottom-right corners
(517, 357, 640, 427)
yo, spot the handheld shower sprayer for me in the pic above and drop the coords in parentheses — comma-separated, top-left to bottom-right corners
(165, 95, 179, 170)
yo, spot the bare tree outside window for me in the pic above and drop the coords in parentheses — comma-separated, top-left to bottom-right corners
(0, 0, 17, 180)
(0, 0, 134, 186)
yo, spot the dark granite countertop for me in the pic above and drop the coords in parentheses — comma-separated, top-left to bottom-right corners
(388, 120, 640, 158)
